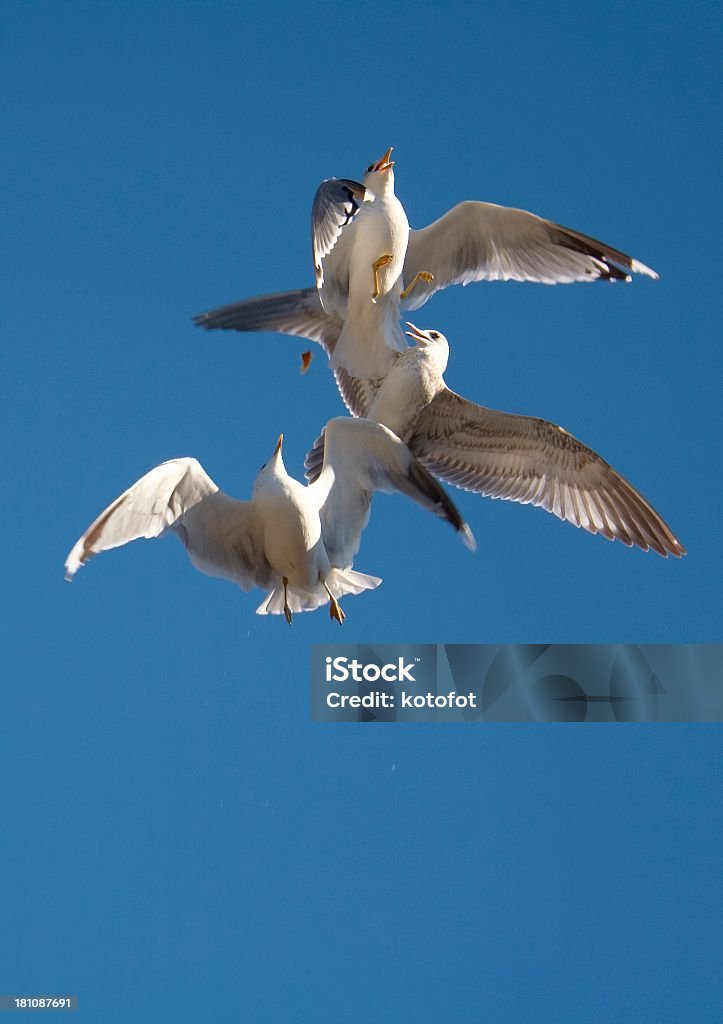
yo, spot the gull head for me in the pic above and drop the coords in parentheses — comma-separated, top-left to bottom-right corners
(404, 323, 449, 374)
(252, 434, 287, 494)
(405, 322, 449, 350)
(363, 146, 395, 191)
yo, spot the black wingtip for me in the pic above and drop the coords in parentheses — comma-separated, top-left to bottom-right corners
(551, 224, 642, 281)
(408, 459, 476, 551)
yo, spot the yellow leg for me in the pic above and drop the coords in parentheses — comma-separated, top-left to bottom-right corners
(283, 577, 293, 626)
(324, 583, 346, 625)
(371, 254, 394, 300)
(400, 270, 434, 300)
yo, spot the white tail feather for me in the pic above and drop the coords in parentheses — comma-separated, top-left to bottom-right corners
(255, 568, 382, 616)
(326, 567, 382, 597)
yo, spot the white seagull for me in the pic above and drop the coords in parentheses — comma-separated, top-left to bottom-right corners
(194, 146, 658, 384)
(303, 325, 685, 559)
(309, 147, 432, 378)
(65, 417, 476, 624)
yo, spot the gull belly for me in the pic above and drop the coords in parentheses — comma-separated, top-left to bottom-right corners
(328, 167, 410, 379)
(253, 472, 328, 591)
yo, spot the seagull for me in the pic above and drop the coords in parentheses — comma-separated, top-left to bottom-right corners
(65, 417, 476, 624)
(309, 147, 433, 378)
(193, 147, 658, 383)
(303, 325, 685, 559)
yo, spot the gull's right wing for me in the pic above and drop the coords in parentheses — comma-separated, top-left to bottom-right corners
(193, 287, 342, 353)
(192, 288, 374, 417)
(65, 459, 270, 590)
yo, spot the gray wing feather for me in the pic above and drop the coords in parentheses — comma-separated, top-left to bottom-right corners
(304, 429, 327, 484)
(402, 201, 658, 311)
(410, 390, 684, 557)
(325, 367, 377, 420)
(312, 178, 370, 288)
(192, 288, 375, 417)
(193, 288, 342, 355)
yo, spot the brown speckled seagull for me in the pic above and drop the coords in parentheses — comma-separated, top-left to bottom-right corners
(303, 325, 684, 559)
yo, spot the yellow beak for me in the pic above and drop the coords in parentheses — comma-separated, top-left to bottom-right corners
(375, 146, 394, 172)
(404, 321, 428, 345)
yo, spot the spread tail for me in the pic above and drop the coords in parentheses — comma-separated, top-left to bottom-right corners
(256, 569, 382, 617)
(325, 567, 382, 598)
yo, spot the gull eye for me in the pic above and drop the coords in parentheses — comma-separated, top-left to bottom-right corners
(430, 332, 440, 340)
(366, 164, 374, 173)
(259, 462, 267, 471)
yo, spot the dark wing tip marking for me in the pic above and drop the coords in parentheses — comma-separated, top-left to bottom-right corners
(312, 178, 370, 276)
(550, 223, 654, 282)
(411, 393, 683, 559)
(407, 459, 476, 550)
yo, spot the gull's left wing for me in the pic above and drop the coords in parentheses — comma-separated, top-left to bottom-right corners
(65, 459, 220, 579)
(313, 417, 476, 569)
(65, 459, 271, 590)
(402, 201, 658, 311)
(409, 389, 684, 557)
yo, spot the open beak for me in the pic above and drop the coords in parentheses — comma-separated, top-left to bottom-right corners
(404, 321, 429, 346)
(374, 146, 394, 172)
(274, 434, 283, 456)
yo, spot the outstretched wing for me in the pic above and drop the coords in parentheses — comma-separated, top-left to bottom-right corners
(402, 201, 658, 311)
(312, 177, 371, 288)
(193, 287, 342, 354)
(313, 417, 475, 569)
(192, 288, 368, 415)
(65, 459, 270, 589)
(410, 389, 684, 557)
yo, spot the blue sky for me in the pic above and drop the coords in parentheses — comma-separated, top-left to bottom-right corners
(2, 2, 720, 1021)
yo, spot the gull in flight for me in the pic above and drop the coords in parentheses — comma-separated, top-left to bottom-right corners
(194, 146, 658, 382)
(309, 147, 431, 378)
(65, 417, 475, 624)
(303, 325, 685, 559)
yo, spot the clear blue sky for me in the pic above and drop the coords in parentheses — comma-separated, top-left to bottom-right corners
(2, 2, 720, 1021)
